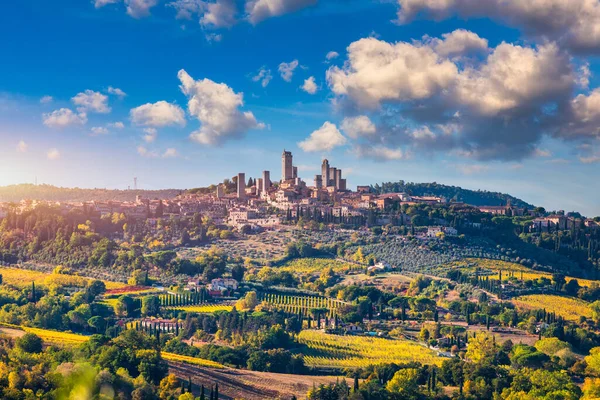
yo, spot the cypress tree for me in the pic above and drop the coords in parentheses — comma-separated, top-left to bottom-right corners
(215, 383, 219, 399)
(200, 385, 205, 400)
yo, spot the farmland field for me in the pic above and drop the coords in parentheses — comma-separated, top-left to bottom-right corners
(21, 327, 90, 345)
(104, 285, 158, 296)
(260, 293, 345, 316)
(0, 266, 127, 290)
(278, 258, 360, 274)
(162, 352, 225, 368)
(298, 330, 444, 369)
(165, 304, 233, 313)
(512, 294, 592, 321)
(443, 258, 598, 287)
(169, 361, 353, 400)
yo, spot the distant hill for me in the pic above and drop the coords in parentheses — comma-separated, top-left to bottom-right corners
(0, 184, 182, 202)
(371, 181, 534, 208)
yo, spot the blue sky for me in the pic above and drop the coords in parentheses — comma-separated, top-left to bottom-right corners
(1, 0, 599, 216)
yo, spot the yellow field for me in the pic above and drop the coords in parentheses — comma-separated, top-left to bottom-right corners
(162, 352, 225, 369)
(512, 294, 592, 321)
(298, 330, 444, 369)
(21, 327, 90, 345)
(165, 305, 233, 313)
(105, 288, 159, 296)
(0, 267, 126, 290)
(100, 298, 120, 310)
(279, 258, 359, 274)
(448, 259, 597, 287)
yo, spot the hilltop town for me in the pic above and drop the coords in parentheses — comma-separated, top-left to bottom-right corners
(2, 150, 597, 238)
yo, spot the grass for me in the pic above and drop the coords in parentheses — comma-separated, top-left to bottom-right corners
(512, 294, 592, 321)
(162, 352, 225, 369)
(164, 305, 233, 313)
(298, 330, 444, 369)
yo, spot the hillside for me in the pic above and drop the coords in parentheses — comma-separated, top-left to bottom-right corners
(371, 181, 533, 208)
(0, 184, 182, 202)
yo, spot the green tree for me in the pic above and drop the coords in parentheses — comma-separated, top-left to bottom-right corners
(142, 295, 161, 317)
(115, 295, 136, 317)
(16, 333, 43, 353)
(386, 368, 420, 397)
(136, 349, 168, 385)
(466, 333, 497, 364)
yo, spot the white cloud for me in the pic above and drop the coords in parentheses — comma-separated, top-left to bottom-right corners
(47, 148, 60, 160)
(95, 0, 120, 8)
(43, 108, 87, 129)
(201, 0, 238, 28)
(168, 0, 203, 19)
(578, 63, 591, 89)
(428, 29, 488, 58)
(246, 0, 317, 25)
(143, 128, 158, 142)
(327, 37, 458, 108)
(329, 34, 583, 161)
(91, 126, 110, 135)
(560, 89, 600, 139)
(580, 155, 600, 164)
(455, 43, 573, 116)
(326, 51, 339, 60)
(72, 90, 111, 114)
(534, 148, 552, 157)
(130, 101, 186, 127)
(107, 86, 127, 98)
(301, 76, 318, 94)
(137, 145, 178, 158)
(108, 121, 125, 129)
(278, 59, 299, 82)
(410, 126, 436, 140)
(16, 140, 28, 153)
(455, 163, 490, 175)
(298, 121, 347, 152)
(571, 89, 600, 124)
(340, 116, 376, 138)
(137, 146, 149, 156)
(396, 0, 600, 53)
(205, 33, 223, 43)
(163, 148, 179, 158)
(353, 144, 404, 160)
(252, 66, 273, 87)
(40, 95, 53, 104)
(178, 69, 264, 145)
(125, 0, 158, 18)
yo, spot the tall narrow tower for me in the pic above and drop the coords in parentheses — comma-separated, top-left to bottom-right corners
(321, 159, 329, 187)
(134, 177, 138, 190)
(237, 173, 246, 200)
(282, 150, 293, 181)
(262, 170, 271, 192)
